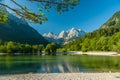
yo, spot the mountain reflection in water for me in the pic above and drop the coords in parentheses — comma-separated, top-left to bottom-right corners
(0, 55, 120, 75)
(0, 55, 88, 75)
(37, 63, 86, 73)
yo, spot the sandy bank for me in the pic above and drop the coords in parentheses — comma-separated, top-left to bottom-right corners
(70, 51, 120, 56)
(0, 73, 120, 80)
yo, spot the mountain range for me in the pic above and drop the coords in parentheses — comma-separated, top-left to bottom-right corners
(0, 8, 48, 45)
(43, 28, 86, 45)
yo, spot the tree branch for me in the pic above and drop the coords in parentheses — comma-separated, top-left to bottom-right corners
(0, 0, 80, 24)
(0, 3, 16, 11)
(29, 0, 72, 5)
(10, 0, 23, 8)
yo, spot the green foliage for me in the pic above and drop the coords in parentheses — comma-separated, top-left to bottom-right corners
(0, 0, 80, 24)
(32, 45, 38, 53)
(20, 8, 48, 24)
(38, 44, 44, 53)
(0, 6, 8, 24)
(0, 45, 6, 53)
(6, 41, 18, 53)
(112, 40, 120, 52)
(108, 21, 116, 26)
(64, 30, 120, 52)
(45, 42, 58, 55)
(81, 38, 90, 52)
(0, 40, 59, 55)
(96, 36, 109, 51)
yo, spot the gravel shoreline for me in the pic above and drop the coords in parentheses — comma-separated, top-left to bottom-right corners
(0, 73, 120, 80)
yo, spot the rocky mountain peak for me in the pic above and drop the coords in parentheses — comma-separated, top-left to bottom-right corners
(58, 30, 68, 39)
(47, 32, 54, 37)
(43, 28, 86, 45)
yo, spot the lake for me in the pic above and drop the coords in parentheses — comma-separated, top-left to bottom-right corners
(0, 55, 120, 75)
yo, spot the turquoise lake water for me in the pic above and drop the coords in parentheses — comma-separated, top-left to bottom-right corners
(0, 55, 120, 75)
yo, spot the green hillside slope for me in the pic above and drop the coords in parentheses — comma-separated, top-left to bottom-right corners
(63, 11, 120, 52)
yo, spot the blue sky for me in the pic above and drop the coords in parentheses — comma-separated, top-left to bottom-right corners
(5, 0, 120, 34)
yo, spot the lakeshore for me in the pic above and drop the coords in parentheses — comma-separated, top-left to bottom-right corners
(0, 73, 120, 80)
(68, 51, 120, 56)
(0, 51, 120, 56)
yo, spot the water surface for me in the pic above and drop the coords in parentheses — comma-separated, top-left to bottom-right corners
(0, 55, 120, 75)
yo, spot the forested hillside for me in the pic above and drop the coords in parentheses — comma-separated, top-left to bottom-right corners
(0, 7, 48, 45)
(63, 11, 120, 52)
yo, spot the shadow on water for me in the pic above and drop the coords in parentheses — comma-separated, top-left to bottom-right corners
(0, 55, 120, 75)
